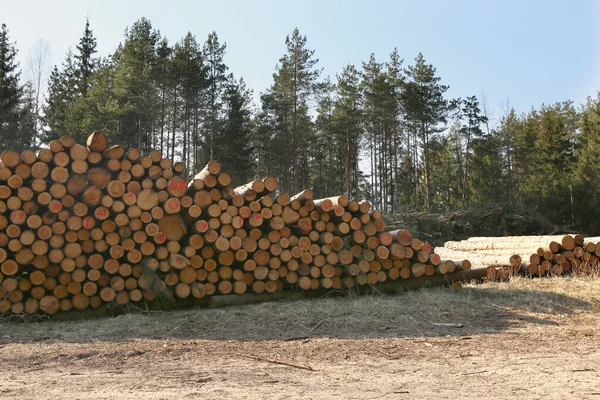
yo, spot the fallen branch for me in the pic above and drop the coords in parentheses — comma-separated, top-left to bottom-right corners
(240, 354, 315, 371)
(429, 322, 464, 328)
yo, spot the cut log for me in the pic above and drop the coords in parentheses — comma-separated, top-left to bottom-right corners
(189, 160, 221, 183)
(158, 214, 188, 241)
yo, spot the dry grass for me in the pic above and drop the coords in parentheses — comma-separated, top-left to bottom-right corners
(569, 260, 600, 277)
(1, 276, 599, 344)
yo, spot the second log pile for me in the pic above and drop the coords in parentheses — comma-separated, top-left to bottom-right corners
(0, 132, 471, 315)
(476, 234, 600, 280)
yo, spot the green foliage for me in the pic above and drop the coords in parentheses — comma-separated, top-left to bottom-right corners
(574, 94, 600, 232)
(218, 76, 254, 185)
(428, 123, 463, 212)
(457, 95, 488, 208)
(0, 23, 34, 152)
(468, 131, 505, 205)
(388, 203, 557, 247)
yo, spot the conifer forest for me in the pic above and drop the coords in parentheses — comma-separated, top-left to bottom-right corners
(1, 18, 599, 232)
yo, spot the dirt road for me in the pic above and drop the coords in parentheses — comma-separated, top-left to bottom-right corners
(1, 278, 600, 399)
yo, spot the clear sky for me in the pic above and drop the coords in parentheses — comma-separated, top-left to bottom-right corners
(3, 0, 599, 125)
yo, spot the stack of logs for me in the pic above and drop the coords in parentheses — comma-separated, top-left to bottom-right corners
(487, 234, 600, 280)
(0, 132, 471, 315)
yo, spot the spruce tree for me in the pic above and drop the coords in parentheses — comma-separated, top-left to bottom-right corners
(74, 18, 97, 97)
(512, 109, 540, 202)
(219, 75, 254, 185)
(458, 95, 488, 208)
(77, 57, 123, 138)
(574, 94, 600, 231)
(468, 130, 504, 205)
(42, 50, 77, 143)
(495, 108, 521, 203)
(532, 103, 574, 224)
(0, 23, 29, 151)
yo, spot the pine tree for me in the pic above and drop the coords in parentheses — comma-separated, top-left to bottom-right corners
(261, 28, 320, 192)
(401, 53, 451, 211)
(313, 80, 339, 197)
(113, 17, 159, 150)
(171, 32, 205, 173)
(361, 54, 386, 210)
(153, 38, 172, 154)
(385, 48, 404, 212)
(334, 65, 363, 198)
(253, 103, 277, 179)
(428, 128, 462, 212)
(202, 31, 228, 161)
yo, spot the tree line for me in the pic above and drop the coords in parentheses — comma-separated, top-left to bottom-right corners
(1, 18, 600, 232)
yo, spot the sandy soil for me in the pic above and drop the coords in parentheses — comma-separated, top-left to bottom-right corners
(1, 278, 600, 399)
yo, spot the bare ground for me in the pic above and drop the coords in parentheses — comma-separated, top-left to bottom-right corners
(2, 277, 600, 399)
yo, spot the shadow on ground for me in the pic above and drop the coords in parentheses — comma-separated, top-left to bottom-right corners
(1, 278, 597, 343)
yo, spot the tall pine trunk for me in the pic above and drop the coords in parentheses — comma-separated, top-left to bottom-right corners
(392, 116, 398, 213)
(171, 89, 177, 161)
(137, 110, 143, 149)
(462, 125, 471, 209)
(346, 128, 351, 197)
(421, 121, 431, 212)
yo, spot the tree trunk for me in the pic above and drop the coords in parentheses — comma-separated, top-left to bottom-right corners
(421, 121, 431, 212)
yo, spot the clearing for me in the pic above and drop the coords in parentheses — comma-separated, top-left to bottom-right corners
(1, 277, 600, 399)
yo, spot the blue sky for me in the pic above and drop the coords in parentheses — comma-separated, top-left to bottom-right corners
(3, 0, 599, 125)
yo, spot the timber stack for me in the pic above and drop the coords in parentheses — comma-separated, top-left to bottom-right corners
(0, 132, 471, 315)
(433, 234, 600, 281)
(515, 234, 600, 278)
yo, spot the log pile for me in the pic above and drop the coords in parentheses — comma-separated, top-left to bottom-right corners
(517, 234, 600, 278)
(0, 132, 471, 315)
(441, 235, 600, 281)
